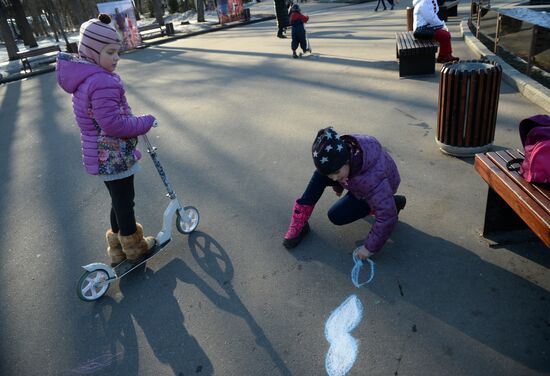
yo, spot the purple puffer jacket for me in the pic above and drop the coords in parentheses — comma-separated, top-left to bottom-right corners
(340, 134, 401, 253)
(56, 53, 155, 175)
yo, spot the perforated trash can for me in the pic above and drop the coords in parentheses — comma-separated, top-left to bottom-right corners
(165, 22, 175, 36)
(436, 60, 502, 157)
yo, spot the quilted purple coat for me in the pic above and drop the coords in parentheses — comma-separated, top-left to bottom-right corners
(56, 53, 155, 175)
(341, 134, 401, 253)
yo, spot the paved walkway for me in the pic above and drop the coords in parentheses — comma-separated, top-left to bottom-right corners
(0, 2, 548, 375)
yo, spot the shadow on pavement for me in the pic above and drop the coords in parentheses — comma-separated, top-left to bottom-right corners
(186, 231, 293, 376)
(289, 219, 550, 372)
(77, 231, 291, 375)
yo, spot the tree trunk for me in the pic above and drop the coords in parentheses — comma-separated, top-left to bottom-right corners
(196, 0, 205, 22)
(67, 1, 85, 29)
(78, 0, 95, 20)
(44, 10, 59, 42)
(153, 0, 164, 25)
(132, 0, 141, 20)
(0, 2, 19, 60)
(29, 5, 48, 37)
(10, 0, 38, 47)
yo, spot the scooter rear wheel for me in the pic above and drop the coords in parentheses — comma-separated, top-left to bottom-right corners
(77, 269, 110, 301)
(176, 206, 200, 234)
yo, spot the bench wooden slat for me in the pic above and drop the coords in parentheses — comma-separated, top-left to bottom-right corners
(475, 153, 550, 248)
(17, 45, 61, 72)
(506, 149, 550, 202)
(396, 31, 438, 77)
(138, 23, 165, 40)
(488, 150, 550, 215)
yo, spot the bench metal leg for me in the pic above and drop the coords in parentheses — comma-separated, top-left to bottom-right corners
(438, 8, 449, 22)
(448, 6, 458, 17)
(22, 59, 32, 73)
(399, 54, 435, 77)
(483, 187, 527, 236)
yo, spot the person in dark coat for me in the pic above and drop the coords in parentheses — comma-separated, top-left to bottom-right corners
(375, 0, 387, 11)
(274, 0, 291, 38)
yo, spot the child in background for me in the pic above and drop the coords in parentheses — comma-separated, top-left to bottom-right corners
(413, 0, 459, 63)
(56, 14, 156, 266)
(289, 3, 311, 58)
(375, 0, 387, 11)
(283, 127, 406, 259)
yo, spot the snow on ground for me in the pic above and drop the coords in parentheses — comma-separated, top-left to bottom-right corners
(0, 3, 272, 70)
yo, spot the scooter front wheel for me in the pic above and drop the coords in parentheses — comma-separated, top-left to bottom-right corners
(77, 269, 111, 301)
(176, 206, 200, 234)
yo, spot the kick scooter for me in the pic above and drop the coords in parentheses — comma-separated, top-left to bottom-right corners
(76, 123, 200, 302)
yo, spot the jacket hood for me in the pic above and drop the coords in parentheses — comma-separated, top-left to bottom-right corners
(349, 134, 381, 174)
(412, 0, 422, 6)
(56, 52, 106, 94)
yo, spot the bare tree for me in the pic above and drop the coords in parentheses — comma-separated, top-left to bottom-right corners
(196, 0, 204, 22)
(0, 0, 19, 59)
(9, 0, 37, 47)
(152, 0, 163, 25)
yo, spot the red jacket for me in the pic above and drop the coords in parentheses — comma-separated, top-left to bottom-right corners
(290, 11, 309, 25)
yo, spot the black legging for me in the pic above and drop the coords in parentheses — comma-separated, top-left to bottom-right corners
(104, 175, 137, 236)
(297, 170, 372, 225)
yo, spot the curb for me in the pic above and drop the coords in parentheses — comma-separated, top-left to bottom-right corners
(460, 19, 550, 113)
(0, 15, 276, 85)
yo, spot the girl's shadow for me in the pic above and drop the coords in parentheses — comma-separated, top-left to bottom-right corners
(184, 231, 292, 376)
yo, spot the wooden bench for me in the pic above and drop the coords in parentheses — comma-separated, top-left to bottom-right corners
(474, 149, 550, 248)
(396, 31, 439, 77)
(138, 23, 165, 40)
(17, 45, 61, 73)
(438, 0, 459, 22)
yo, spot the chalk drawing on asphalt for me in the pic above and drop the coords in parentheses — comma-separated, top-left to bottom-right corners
(325, 294, 364, 376)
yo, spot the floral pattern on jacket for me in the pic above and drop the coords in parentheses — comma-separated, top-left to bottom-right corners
(96, 129, 138, 175)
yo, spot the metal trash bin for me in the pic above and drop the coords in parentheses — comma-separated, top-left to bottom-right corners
(165, 22, 175, 36)
(436, 60, 502, 157)
(66, 42, 78, 53)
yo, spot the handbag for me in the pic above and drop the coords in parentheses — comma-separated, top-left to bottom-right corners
(413, 25, 435, 40)
(506, 115, 550, 184)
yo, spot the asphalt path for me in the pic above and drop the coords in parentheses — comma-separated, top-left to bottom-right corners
(0, 2, 549, 375)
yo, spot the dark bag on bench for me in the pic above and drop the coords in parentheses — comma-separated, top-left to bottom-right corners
(413, 25, 442, 40)
(506, 115, 550, 184)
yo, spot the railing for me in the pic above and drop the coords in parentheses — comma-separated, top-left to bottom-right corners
(469, 0, 549, 85)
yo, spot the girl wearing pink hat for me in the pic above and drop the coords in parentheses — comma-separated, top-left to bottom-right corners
(56, 14, 157, 266)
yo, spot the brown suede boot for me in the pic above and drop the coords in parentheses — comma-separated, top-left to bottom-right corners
(106, 229, 126, 267)
(118, 223, 156, 263)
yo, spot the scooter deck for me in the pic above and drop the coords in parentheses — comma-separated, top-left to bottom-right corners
(113, 240, 170, 278)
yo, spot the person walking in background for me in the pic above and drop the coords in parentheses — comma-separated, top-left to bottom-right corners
(413, 0, 459, 63)
(289, 3, 311, 58)
(274, 0, 291, 38)
(375, 0, 387, 11)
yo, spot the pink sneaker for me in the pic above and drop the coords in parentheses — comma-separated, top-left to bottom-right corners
(283, 200, 314, 249)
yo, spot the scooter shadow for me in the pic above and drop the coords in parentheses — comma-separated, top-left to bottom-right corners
(184, 231, 293, 376)
(99, 231, 291, 376)
(114, 263, 214, 375)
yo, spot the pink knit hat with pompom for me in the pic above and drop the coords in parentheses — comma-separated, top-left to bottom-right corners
(78, 14, 120, 65)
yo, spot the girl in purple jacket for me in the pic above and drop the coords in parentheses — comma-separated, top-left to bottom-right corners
(283, 127, 406, 259)
(57, 14, 156, 266)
